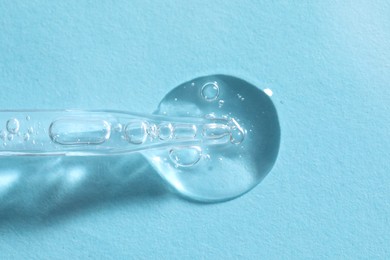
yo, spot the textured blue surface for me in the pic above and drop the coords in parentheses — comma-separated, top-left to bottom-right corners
(0, 1, 389, 258)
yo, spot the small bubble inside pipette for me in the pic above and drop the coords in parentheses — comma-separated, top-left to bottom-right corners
(6, 118, 20, 134)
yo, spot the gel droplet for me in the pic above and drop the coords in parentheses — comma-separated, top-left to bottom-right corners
(125, 121, 148, 144)
(6, 118, 20, 134)
(201, 82, 219, 101)
(218, 100, 225, 108)
(26, 116, 31, 121)
(7, 134, 14, 141)
(169, 146, 202, 167)
(28, 127, 34, 134)
(24, 133, 30, 141)
(132, 74, 281, 202)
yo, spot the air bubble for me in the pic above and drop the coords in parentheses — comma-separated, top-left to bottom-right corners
(158, 123, 174, 140)
(230, 128, 244, 144)
(6, 118, 20, 134)
(169, 146, 202, 167)
(125, 121, 148, 144)
(49, 119, 111, 145)
(202, 123, 230, 141)
(173, 124, 197, 140)
(229, 118, 245, 144)
(201, 82, 219, 101)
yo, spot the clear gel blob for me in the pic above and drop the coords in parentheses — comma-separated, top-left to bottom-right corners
(146, 75, 280, 202)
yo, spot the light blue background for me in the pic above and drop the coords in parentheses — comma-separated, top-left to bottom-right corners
(1, 1, 389, 259)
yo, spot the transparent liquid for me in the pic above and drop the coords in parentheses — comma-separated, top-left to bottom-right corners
(148, 75, 280, 202)
(0, 75, 280, 202)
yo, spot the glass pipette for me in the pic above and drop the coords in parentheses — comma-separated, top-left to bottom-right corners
(0, 75, 280, 202)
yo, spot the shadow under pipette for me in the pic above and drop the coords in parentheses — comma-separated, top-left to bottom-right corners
(0, 154, 169, 228)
